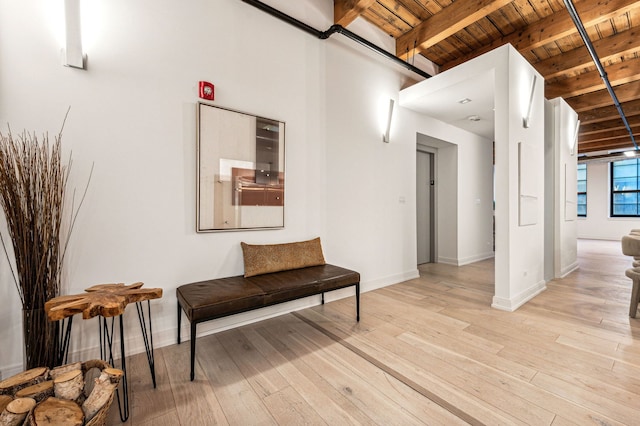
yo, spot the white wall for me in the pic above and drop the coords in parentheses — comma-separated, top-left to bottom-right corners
(577, 162, 640, 240)
(0, 0, 429, 376)
(491, 47, 546, 311)
(550, 98, 579, 278)
(457, 135, 494, 264)
(544, 100, 555, 281)
(321, 35, 417, 290)
(544, 98, 579, 279)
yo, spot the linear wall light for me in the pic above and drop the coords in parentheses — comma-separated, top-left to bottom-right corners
(63, 0, 86, 69)
(383, 99, 395, 143)
(570, 119, 580, 156)
(523, 75, 537, 128)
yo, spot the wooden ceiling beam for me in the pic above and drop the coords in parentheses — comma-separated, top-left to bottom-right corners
(396, 0, 512, 60)
(334, 0, 377, 27)
(580, 115, 640, 135)
(440, 0, 640, 71)
(579, 137, 639, 153)
(566, 80, 640, 112)
(534, 28, 640, 79)
(546, 57, 640, 99)
(578, 126, 640, 143)
(579, 98, 640, 124)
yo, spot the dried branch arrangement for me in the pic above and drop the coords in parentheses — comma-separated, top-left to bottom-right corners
(0, 115, 89, 369)
(0, 127, 68, 309)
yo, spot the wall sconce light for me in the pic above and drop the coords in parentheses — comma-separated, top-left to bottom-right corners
(570, 119, 580, 156)
(523, 75, 537, 128)
(383, 99, 395, 143)
(63, 0, 86, 69)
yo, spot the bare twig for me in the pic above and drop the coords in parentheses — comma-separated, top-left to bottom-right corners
(0, 111, 90, 368)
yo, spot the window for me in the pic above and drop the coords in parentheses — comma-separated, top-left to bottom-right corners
(577, 163, 586, 217)
(611, 158, 640, 216)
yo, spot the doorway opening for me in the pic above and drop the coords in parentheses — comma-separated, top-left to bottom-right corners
(417, 149, 435, 265)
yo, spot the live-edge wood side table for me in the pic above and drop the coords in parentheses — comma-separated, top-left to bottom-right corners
(45, 282, 163, 422)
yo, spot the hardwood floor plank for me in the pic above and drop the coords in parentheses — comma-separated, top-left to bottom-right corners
(385, 331, 556, 425)
(297, 309, 530, 425)
(262, 385, 327, 425)
(280, 316, 469, 426)
(215, 328, 289, 398)
(197, 334, 277, 425)
(461, 320, 616, 372)
(395, 331, 620, 426)
(257, 317, 428, 425)
(126, 349, 175, 424)
(163, 342, 229, 425)
(238, 326, 369, 425)
(132, 410, 181, 426)
(395, 325, 536, 381)
(555, 334, 620, 358)
(531, 372, 638, 425)
(362, 291, 471, 332)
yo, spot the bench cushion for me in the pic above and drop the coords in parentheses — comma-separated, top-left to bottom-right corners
(241, 237, 325, 277)
(176, 277, 266, 322)
(250, 264, 359, 304)
(177, 264, 359, 322)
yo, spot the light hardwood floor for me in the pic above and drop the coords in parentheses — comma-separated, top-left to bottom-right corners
(108, 239, 640, 425)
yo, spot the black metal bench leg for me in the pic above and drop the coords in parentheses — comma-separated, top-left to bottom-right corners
(321, 292, 325, 304)
(356, 282, 360, 322)
(190, 322, 197, 381)
(177, 301, 182, 345)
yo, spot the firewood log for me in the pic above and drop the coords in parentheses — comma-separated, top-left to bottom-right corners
(81, 368, 122, 421)
(29, 397, 83, 426)
(49, 362, 81, 381)
(0, 397, 36, 426)
(53, 370, 83, 402)
(0, 368, 48, 396)
(0, 396, 12, 416)
(15, 381, 53, 403)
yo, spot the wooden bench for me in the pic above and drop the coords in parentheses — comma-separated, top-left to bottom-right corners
(176, 239, 360, 380)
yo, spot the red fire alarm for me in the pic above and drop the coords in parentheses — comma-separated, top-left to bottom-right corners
(199, 81, 215, 100)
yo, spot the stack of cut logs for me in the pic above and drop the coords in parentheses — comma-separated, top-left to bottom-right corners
(0, 361, 122, 426)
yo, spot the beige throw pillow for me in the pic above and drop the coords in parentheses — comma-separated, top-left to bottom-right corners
(241, 237, 326, 277)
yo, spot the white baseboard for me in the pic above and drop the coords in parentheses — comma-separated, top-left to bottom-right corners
(491, 280, 547, 312)
(361, 269, 420, 292)
(559, 261, 579, 278)
(438, 252, 495, 266)
(438, 256, 458, 265)
(458, 251, 495, 266)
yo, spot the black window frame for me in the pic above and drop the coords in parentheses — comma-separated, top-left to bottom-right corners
(611, 158, 640, 217)
(577, 163, 586, 217)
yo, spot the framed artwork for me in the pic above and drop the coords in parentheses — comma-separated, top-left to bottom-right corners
(196, 103, 285, 232)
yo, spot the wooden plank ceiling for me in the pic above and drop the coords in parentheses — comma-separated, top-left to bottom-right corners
(334, 0, 640, 155)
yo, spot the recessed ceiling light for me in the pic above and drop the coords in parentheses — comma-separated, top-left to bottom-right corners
(624, 150, 637, 157)
(458, 98, 472, 104)
(467, 115, 481, 122)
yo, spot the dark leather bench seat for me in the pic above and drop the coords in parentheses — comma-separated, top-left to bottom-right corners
(177, 264, 360, 380)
